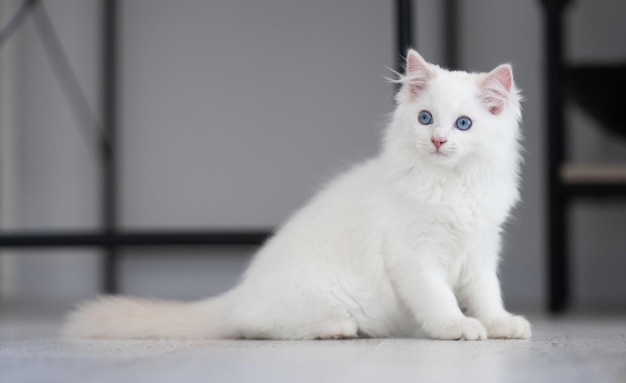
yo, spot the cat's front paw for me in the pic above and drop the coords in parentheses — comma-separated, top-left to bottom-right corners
(482, 314, 531, 339)
(426, 317, 487, 341)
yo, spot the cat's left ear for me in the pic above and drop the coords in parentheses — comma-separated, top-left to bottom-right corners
(479, 64, 514, 115)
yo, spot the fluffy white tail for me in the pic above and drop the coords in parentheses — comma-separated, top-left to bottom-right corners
(62, 294, 233, 339)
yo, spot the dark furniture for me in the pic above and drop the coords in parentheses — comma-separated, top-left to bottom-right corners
(542, 0, 626, 313)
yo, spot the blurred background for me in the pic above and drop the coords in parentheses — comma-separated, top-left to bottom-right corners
(0, 0, 625, 315)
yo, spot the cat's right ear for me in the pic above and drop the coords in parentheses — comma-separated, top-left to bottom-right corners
(405, 49, 435, 99)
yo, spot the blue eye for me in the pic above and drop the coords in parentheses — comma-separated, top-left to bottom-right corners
(455, 116, 472, 130)
(418, 111, 433, 125)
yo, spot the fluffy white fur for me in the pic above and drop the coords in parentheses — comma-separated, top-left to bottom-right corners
(63, 50, 530, 341)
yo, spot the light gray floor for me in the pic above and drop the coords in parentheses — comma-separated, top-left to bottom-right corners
(1, 309, 625, 383)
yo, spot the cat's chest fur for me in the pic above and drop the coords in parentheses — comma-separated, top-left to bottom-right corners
(385, 164, 508, 234)
(378, 160, 513, 283)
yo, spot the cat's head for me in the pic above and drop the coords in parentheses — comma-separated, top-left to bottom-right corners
(386, 49, 522, 171)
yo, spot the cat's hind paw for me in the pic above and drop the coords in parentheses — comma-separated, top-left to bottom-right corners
(483, 315, 531, 339)
(426, 317, 487, 341)
(313, 319, 358, 340)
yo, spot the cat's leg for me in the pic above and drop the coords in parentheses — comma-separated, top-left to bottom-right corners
(385, 247, 487, 340)
(230, 288, 359, 340)
(459, 237, 531, 339)
(234, 316, 358, 340)
(237, 310, 359, 340)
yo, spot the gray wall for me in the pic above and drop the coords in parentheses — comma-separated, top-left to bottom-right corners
(3, 0, 626, 311)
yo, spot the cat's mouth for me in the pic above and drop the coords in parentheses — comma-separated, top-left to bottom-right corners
(429, 150, 459, 166)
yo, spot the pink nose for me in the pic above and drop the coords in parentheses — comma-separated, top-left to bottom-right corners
(431, 138, 447, 150)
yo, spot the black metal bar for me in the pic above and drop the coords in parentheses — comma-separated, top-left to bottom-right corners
(0, 0, 39, 49)
(443, 0, 458, 70)
(101, 0, 118, 294)
(0, 231, 272, 248)
(395, 0, 414, 72)
(543, 0, 568, 314)
(565, 183, 626, 197)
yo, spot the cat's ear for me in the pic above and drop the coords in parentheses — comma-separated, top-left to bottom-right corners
(479, 64, 514, 115)
(405, 49, 435, 99)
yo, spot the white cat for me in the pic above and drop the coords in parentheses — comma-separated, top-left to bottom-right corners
(63, 49, 531, 340)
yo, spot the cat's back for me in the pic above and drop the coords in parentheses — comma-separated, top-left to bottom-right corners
(276, 157, 386, 240)
(234, 157, 393, 322)
(242, 157, 387, 274)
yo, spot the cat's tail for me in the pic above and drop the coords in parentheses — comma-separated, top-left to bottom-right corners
(61, 293, 235, 339)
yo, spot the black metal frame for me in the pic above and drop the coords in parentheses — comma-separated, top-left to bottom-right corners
(542, 0, 626, 313)
(543, 0, 569, 314)
(395, 0, 414, 70)
(101, 0, 119, 293)
(0, 231, 270, 248)
(443, 0, 458, 70)
(0, 0, 420, 295)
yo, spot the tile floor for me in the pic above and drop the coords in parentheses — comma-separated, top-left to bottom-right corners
(1, 308, 625, 383)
